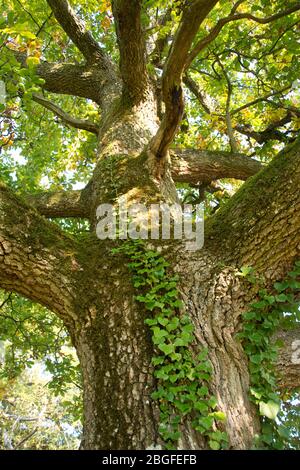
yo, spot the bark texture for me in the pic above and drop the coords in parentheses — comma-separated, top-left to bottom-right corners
(2, 0, 300, 451)
(2, 138, 299, 449)
(0, 182, 80, 330)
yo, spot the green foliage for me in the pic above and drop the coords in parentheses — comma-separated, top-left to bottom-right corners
(0, 291, 83, 446)
(237, 261, 300, 449)
(0, 364, 81, 449)
(1, 0, 299, 199)
(112, 240, 228, 450)
(0, 0, 300, 450)
(173, 4, 300, 169)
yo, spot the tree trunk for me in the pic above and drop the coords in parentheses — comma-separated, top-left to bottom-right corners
(73, 243, 260, 450)
(1, 93, 299, 450)
(2, 0, 300, 452)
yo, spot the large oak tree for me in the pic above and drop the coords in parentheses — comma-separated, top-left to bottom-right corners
(0, 0, 300, 449)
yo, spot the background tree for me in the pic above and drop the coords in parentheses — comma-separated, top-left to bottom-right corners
(0, 291, 82, 449)
(0, 0, 300, 450)
(0, 363, 81, 450)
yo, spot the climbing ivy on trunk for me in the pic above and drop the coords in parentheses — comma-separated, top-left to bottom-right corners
(112, 240, 228, 450)
(237, 261, 300, 449)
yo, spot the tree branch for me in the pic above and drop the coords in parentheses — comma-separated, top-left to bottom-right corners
(235, 112, 295, 144)
(215, 55, 238, 153)
(206, 139, 300, 277)
(24, 188, 91, 219)
(183, 74, 211, 114)
(187, 3, 300, 67)
(111, 0, 149, 104)
(32, 94, 99, 135)
(150, 0, 219, 160)
(23, 150, 262, 216)
(232, 85, 291, 115)
(46, 0, 111, 68)
(12, 51, 106, 104)
(36, 61, 108, 105)
(266, 102, 300, 118)
(171, 148, 262, 184)
(0, 181, 80, 326)
(15, 428, 38, 449)
(150, 8, 172, 67)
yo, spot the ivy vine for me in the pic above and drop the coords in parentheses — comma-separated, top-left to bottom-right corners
(112, 239, 227, 450)
(237, 261, 300, 449)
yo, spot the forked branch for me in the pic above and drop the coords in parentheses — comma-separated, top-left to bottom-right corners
(111, 0, 149, 104)
(33, 94, 99, 135)
(150, 0, 219, 161)
(46, 0, 111, 68)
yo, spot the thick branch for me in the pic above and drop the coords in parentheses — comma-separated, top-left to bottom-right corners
(46, 0, 110, 67)
(32, 94, 99, 135)
(187, 3, 300, 66)
(111, 0, 148, 104)
(171, 149, 263, 184)
(206, 139, 300, 277)
(24, 189, 91, 219)
(0, 181, 80, 325)
(37, 61, 109, 105)
(12, 51, 105, 104)
(151, 0, 219, 160)
(22, 151, 261, 215)
(274, 328, 300, 390)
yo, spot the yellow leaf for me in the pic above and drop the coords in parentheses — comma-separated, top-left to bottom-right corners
(26, 55, 40, 67)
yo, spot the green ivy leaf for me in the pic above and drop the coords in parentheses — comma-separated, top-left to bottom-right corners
(210, 411, 226, 421)
(209, 440, 221, 450)
(259, 401, 280, 420)
(158, 343, 175, 356)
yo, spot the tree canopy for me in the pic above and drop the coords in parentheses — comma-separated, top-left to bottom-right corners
(0, 0, 299, 194)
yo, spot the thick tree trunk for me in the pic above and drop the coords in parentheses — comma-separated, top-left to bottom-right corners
(73, 244, 260, 450)
(72, 105, 299, 448)
(3, 0, 299, 452)
(1, 95, 299, 450)
(74, 249, 158, 450)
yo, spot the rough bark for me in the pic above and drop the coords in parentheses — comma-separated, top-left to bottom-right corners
(24, 189, 91, 219)
(74, 243, 158, 449)
(1, 121, 300, 451)
(46, 0, 112, 67)
(111, 0, 149, 104)
(206, 139, 300, 278)
(274, 327, 300, 390)
(151, 0, 219, 159)
(73, 244, 260, 450)
(1, 0, 300, 448)
(171, 148, 262, 184)
(0, 182, 80, 330)
(24, 149, 262, 219)
(14, 52, 108, 106)
(64, 134, 300, 449)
